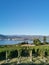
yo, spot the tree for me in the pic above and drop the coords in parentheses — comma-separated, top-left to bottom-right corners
(33, 38, 41, 45)
(43, 36, 47, 44)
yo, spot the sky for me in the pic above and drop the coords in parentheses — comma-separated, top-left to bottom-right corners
(0, 0, 49, 35)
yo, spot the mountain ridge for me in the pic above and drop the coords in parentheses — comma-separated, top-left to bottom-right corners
(0, 34, 49, 41)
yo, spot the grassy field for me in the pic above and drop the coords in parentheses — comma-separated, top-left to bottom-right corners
(0, 45, 49, 51)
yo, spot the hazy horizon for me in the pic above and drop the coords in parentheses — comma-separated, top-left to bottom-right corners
(1, 33, 49, 36)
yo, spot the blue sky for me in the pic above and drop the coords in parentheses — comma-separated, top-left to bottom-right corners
(0, 0, 49, 35)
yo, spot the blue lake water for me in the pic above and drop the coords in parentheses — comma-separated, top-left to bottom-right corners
(0, 40, 33, 45)
(0, 39, 49, 45)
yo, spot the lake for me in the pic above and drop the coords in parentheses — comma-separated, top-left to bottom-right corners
(0, 40, 33, 45)
(0, 39, 49, 45)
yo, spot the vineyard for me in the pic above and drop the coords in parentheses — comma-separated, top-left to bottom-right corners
(0, 44, 49, 65)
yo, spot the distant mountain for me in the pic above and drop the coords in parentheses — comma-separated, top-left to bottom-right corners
(0, 34, 7, 39)
(0, 34, 49, 41)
